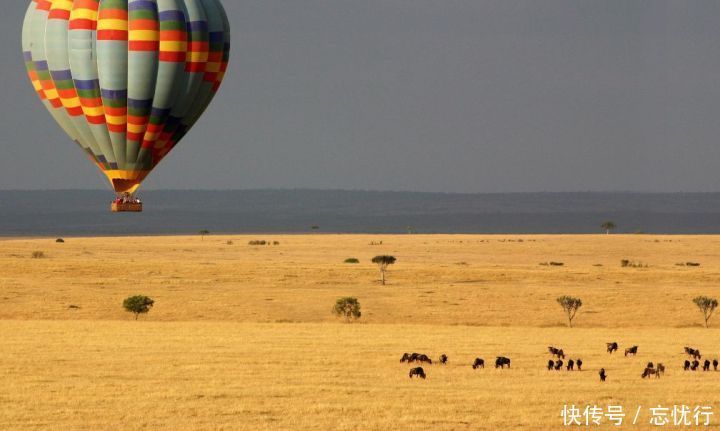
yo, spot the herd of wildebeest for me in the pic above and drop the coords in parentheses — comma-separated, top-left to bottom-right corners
(402, 343, 719, 381)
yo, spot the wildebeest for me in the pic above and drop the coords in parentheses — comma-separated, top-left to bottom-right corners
(547, 359, 555, 370)
(691, 360, 700, 371)
(714, 359, 719, 371)
(646, 362, 654, 369)
(684, 360, 691, 371)
(684, 347, 702, 360)
(625, 346, 638, 357)
(606, 342, 619, 354)
(495, 356, 511, 369)
(576, 359, 583, 371)
(409, 367, 426, 379)
(548, 347, 565, 359)
(642, 367, 659, 379)
(472, 358, 485, 369)
(554, 360, 564, 371)
(402, 352, 422, 363)
(657, 363, 665, 375)
(566, 359, 575, 371)
(416, 354, 432, 365)
(439, 354, 448, 365)
(599, 368, 607, 382)
(703, 360, 711, 372)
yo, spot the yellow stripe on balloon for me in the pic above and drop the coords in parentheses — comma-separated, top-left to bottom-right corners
(106, 115, 127, 125)
(97, 19, 127, 31)
(129, 30, 158, 40)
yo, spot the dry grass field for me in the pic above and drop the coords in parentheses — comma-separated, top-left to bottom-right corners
(1, 234, 720, 430)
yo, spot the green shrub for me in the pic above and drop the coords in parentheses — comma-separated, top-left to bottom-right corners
(123, 295, 155, 320)
(344, 258, 360, 264)
(333, 297, 361, 322)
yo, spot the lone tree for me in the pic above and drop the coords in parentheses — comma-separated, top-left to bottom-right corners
(123, 295, 155, 320)
(372, 255, 397, 285)
(199, 229, 210, 241)
(557, 295, 582, 328)
(333, 297, 361, 322)
(601, 221, 616, 235)
(693, 296, 719, 328)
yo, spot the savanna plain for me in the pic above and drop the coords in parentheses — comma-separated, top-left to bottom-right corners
(1, 234, 720, 430)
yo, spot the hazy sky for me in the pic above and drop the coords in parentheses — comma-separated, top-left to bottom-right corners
(2, 1, 720, 192)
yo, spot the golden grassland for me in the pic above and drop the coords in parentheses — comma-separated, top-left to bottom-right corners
(1, 234, 720, 430)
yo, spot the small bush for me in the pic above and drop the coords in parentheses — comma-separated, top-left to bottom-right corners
(273, 241, 280, 246)
(123, 295, 155, 320)
(344, 258, 360, 264)
(226, 240, 234, 245)
(249, 240, 267, 246)
(55, 238, 65, 243)
(31, 251, 45, 259)
(333, 297, 361, 322)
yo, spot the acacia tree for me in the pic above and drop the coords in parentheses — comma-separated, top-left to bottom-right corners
(372, 255, 397, 285)
(557, 296, 582, 328)
(123, 295, 155, 320)
(693, 296, 719, 328)
(333, 297, 361, 323)
(199, 229, 210, 241)
(601, 221, 616, 235)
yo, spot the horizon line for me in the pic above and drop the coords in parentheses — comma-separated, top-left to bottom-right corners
(1, 188, 720, 195)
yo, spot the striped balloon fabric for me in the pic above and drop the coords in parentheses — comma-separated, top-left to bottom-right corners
(22, 0, 230, 194)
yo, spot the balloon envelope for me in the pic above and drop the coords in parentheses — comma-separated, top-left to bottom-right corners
(22, 0, 230, 193)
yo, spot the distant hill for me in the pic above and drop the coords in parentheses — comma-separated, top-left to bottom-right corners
(1, 190, 720, 236)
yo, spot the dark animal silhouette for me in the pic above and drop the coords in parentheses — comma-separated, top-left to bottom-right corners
(703, 360, 711, 372)
(657, 363, 665, 375)
(713, 359, 718, 371)
(646, 362, 654, 369)
(642, 367, 659, 379)
(625, 346, 638, 357)
(416, 354, 432, 365)
(547, 360, 554, 370)
(495, 356, 511, 369)
(576, 359, 583, 371)
(606, 342, 618, 354)
(599, 368, 607, 382)
(439, 354, 448, 365)
(404, 353, 421, 363)
(684, 347, 702, 360)
(684, 360, 691, 371)
(548, 347, 565, 359)
(691, 360, 700, 371)
(409, 367, 426, 379)
(554, 360, 564, 371)
(566, 359, 575, 371)
(472, 358, 485, 369)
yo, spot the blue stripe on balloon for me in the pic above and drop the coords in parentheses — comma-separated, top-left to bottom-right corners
(187, 21, 208, 32)
(74, 79, 101, 90)
(51, 69, 74, 81)
(101, 89, 128, 100)
(159, 10, 184, 21)
(128, 98, 154, 109)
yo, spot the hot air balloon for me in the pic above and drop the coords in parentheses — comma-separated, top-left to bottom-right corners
(22, 0, 230, 211)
